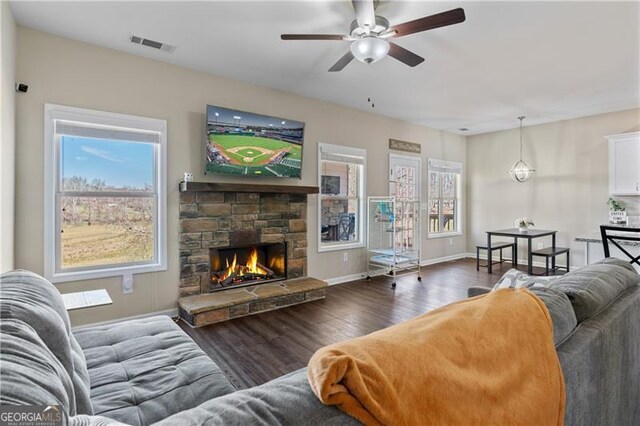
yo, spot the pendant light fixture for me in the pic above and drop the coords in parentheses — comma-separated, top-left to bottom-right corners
(509, 116, 536, 183)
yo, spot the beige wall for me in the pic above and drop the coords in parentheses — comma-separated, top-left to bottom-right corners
(467, 109, 640, 266)
(0, 2, 16, 273)
(15, 27, 466, 325)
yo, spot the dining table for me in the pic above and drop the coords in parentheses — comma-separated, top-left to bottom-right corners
(486, 228, 557, 275)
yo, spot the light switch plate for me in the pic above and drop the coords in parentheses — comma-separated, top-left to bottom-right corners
(122, 274, 133, 294)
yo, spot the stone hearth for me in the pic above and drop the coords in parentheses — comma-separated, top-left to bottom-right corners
(179, 277, 327, 327)
(177, 183, 324, 326)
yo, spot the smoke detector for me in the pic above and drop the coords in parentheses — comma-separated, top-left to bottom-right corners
(129, 35, 176, 53)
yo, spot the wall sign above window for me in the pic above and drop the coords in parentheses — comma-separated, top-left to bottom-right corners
(389, 138, 421, 154)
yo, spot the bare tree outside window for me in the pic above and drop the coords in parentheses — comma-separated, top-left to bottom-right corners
(58, 135, 157, 270)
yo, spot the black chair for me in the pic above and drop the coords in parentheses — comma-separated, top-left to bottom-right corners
(476, 242, 516, 271)
(600, 225, 640, 267)
(531, 247, 570, 276)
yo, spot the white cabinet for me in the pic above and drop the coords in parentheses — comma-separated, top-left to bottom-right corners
(606, 132, 640, 196)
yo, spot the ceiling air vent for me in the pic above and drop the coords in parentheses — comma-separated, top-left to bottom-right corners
(129, 35, 176, 53)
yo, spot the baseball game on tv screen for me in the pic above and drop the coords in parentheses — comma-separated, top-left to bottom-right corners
(205, 105, 304, 178)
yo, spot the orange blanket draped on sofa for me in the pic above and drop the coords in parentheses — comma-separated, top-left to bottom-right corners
(307, 289, 565, 426)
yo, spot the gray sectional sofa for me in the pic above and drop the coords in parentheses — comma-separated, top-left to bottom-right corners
(1, 259, 639, 425)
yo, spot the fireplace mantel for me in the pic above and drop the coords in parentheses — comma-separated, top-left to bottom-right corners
(179, 181, 319, 194)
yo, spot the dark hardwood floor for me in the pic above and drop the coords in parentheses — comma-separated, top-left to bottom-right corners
(179, 258, 518, 390)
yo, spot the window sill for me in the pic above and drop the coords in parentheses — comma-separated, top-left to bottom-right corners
(427, 231, 463, 240)
(318, 242, 365, 253)
(49, 262, 166, 284)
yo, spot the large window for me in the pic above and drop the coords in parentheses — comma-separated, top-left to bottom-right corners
(318, 143, 366, 252)
(44, 104, 167, 282)
(389, 154, 421, 251)
(428, 159, 462, 237)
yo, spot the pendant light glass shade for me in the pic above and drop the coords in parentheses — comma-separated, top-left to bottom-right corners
(509, 116, 536, 183)
(509, 160, 535, 182)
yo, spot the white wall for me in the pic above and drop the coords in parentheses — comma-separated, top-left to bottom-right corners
(467, 109, 640, 266)
(15, 28, 467, 325)
(0, 2, 16, 273)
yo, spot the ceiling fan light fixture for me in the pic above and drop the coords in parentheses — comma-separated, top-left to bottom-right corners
(350, 37, 389, 64)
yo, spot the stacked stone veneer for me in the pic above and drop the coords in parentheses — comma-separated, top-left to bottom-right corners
(179, 191, 308, 297)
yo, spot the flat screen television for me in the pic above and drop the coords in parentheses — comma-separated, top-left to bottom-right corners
(205, 105, 304, 178)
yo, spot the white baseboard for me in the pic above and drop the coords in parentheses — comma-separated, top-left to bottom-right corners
(72, 308, 179, 331)
(326, 252, 469, 286)
(468, 252, 570, 269)
(420, 253, 469, 266)
(326, 269, 388, 286)
(325, 272, 367, 286)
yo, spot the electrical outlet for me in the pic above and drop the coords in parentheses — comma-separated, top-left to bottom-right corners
(449, 238, 454, 246)
(343, 252, 348, 262)
(122, 274, 133, 294)
(537, 242, 544, 250)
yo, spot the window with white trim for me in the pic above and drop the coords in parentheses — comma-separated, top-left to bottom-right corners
(318, 143, 366, 252)
(428, 159, 462, 236)
(44, 104, 167, 283)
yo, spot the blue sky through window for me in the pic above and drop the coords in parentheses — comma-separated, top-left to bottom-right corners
(61, 136, 154, 190)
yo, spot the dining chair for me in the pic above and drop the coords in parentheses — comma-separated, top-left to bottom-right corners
(600, 225, 640, 267)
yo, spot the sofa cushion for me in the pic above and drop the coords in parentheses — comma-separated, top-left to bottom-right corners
(0, 270, 92, 415)
(596, 257, 638, 274)
(529, 287, 577, 345)
(155, 368, 358, 426)
(73, 315, 236, 426)
(492, 269, 558, 291)
(549, 260, 640, 322)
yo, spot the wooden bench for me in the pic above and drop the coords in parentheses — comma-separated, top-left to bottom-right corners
(531, 247, 570, 276)
(476, 242, 516, 271)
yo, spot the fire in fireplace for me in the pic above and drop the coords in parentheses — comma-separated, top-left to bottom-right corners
(210, 243, 287, 291)
(217, 248, 273, 285)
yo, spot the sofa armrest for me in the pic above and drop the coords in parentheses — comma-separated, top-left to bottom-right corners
(468, 286, 491, 298)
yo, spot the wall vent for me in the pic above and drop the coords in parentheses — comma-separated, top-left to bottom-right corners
(129, 35, 176, 53)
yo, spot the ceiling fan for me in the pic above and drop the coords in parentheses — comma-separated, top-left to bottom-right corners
(281, 0, 466, 72)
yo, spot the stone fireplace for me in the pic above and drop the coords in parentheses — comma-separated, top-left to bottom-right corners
(177, 182, 327, 327)
(179, 189, 308, 298)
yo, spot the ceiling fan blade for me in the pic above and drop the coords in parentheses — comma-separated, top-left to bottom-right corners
(281, 34, 348, 41)
(389, 8, 466, 38)
(388, 42, 425, 67)
(328, 51, 355, 72)
(351, 0, 376, 29)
